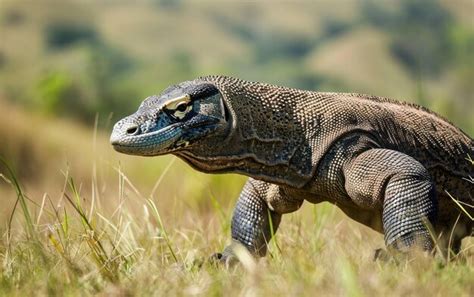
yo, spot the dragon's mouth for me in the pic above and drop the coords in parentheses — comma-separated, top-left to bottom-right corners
(111, 119, 220, 156)
(111, 122, 180, 145)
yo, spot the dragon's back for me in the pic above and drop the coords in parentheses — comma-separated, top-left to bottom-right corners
(335, 92, 473, 211)
(339, 92, 473, 175)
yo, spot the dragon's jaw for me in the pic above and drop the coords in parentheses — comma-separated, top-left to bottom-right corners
(110, 113, 224, 156)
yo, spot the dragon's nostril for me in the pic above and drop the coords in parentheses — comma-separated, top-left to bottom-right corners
(126, 125, 140, 135)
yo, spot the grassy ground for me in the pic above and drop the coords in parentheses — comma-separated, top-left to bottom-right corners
(0, 104, 472, 296)
(0, 159, 473, 296)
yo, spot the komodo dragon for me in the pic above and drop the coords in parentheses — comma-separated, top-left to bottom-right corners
(110, 76, 473, 260)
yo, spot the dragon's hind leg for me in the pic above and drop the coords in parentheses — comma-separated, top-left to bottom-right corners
(344, 149, 438, 252)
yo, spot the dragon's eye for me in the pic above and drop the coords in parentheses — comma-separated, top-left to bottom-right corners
(176, 101, 188, 112)
(164, 94, 192, 120)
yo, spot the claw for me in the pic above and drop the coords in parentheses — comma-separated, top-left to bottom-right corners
(208, 252, 223, 263)
(373, 248, 391, 262)
(208, 250, 239, 268)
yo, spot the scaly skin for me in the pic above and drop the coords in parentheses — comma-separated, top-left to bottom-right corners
(110, 76, 473, 259)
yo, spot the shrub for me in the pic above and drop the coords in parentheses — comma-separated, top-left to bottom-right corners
(45, 22, 98, 49)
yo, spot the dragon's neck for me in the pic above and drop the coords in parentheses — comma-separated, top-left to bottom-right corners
(175, 81, 318, 187)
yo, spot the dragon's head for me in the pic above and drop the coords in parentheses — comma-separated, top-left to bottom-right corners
(110, 80, 231, 156)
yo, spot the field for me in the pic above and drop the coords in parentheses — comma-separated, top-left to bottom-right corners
(0, 0, 473, 296)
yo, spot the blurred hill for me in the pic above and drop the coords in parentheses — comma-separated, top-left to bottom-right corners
(0, 0, 473, 194)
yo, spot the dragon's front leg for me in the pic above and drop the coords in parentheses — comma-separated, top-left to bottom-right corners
(215, 178, 302, 263)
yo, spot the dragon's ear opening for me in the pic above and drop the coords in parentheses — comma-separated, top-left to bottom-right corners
(223, 100, 230, 122)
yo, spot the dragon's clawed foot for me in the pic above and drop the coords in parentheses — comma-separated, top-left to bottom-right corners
(208, 251, 238, 267)
(209, 242, 258, 268)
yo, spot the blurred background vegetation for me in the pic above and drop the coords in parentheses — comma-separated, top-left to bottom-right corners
(0, 0, 473, 222)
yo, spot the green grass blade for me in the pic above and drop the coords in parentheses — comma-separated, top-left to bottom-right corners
(146, 199, 178, 263)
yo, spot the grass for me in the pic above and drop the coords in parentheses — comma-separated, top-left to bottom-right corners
(0, 155, 472, 296)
